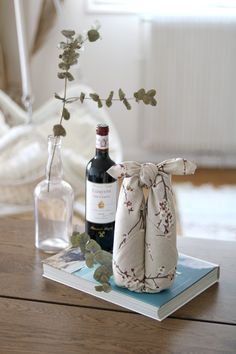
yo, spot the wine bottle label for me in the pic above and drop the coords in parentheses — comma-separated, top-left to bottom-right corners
(96, 135, 109, 150)
(86, 181, 117, 223)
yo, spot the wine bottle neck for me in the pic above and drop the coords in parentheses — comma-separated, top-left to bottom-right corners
(95, 148, 109, 158)
(95, 132, 109, 157)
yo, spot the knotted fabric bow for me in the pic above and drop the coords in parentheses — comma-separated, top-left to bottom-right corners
(108, 158, 196, 293)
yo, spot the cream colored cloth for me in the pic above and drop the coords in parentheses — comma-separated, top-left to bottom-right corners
(0, 84, 122, 215)
(108, 158, 196, 293)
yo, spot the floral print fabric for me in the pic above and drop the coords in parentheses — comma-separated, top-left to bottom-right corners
(108, 158, 196, 293)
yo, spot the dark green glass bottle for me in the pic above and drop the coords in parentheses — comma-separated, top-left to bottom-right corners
(85, 124, 117, 252)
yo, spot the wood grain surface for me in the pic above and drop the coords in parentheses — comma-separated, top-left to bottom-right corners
(0, 217, 236, 354)
(0, 218, 235, 324)
(0, 297, 235, 354)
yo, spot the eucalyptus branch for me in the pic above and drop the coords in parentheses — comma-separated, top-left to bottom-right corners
(48, 25, 157, 189)
(75, 88, 157, 110)
(53, 26, 157, 139)
(48, 26, 102, 187)
(52, 27, 101, 137)
(71, 231, 113, 292)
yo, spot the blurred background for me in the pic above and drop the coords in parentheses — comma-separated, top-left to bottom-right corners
(0, 0, 235, 240)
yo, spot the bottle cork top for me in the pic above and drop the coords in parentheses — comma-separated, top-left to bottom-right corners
(96, 124, 109, 136)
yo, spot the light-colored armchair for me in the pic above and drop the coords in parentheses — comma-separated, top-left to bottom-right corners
(0, 84, 123, 217)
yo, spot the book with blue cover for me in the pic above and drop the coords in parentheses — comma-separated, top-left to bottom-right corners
(42, 247, 220, 321)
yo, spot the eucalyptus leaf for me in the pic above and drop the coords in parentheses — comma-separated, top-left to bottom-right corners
(89, 93, 99, 102)
(87, 29, 100, 42)
(108, 91, 114, 100)
(58, 42, 68, 49)
(70, 232, 81, 248)
(54, 93, 64, 101)
(85, 253, 95, 268)
(65, 72, 74, 81)
(53, 124, 66, 137)
(69, 59, 78, 66)
(80, 92, 85, 103)
(106, 100, 112, 108)
(106, 91, 113, 107)
(95, 285, 104, 292)
(94, 265, 110, 282)
(94, 250, 112, 267)
(57, 72, 66, 79)
(61, 51, 78, 65)
(64, 51, 79, 61)
(62, 107, 70, 120)
(76, 232, 90, 253)
(58, 62, 70, 70)
(100, 274, 109, 283)
(73, 52, 80, 59)
(102, 283, 112, 293)
(61, 30, 75, 38)
(118, 88, 125, 101)
(98, 98, 103, 108)
(93, 266, 103, 282)
(151, 98, 157, 106)
(143, 94, 151, 105)
(134, 88, 145, 100)
(134, 92, 140, 102)
(147, 89, 156, 97)
(86, 239, 101, 253)
(123, 98, 131, 110)
(95, 284, 111, 293)
(71, 39, 80, 49)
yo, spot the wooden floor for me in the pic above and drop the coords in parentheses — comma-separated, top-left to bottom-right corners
(173, 168, 236, 186)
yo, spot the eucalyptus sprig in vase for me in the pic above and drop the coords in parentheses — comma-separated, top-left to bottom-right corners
(52, 25, 157, 142)
(37, 24, 157, 282)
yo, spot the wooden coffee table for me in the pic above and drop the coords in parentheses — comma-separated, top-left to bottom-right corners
(0, 218, 235, 353)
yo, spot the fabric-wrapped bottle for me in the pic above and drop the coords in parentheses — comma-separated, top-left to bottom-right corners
(108, 158, 196, 293)
(34, 135, 74, 253)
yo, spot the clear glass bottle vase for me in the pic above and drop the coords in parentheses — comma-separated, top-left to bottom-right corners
(34, 135, 74, 253)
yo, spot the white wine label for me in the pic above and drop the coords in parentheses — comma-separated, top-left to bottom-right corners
(96, 135, 109, 149)
(86, 181, 117, 223)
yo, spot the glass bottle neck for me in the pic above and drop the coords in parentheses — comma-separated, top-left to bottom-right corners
(46, 135, 63, 181)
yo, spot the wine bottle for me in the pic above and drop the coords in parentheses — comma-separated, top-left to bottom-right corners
(85, 124, 117, 252)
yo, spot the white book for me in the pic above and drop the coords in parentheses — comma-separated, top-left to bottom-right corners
(42, 247, 220, 321)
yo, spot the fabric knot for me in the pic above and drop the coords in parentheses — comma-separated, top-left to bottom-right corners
(140, 163, 159, 188)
